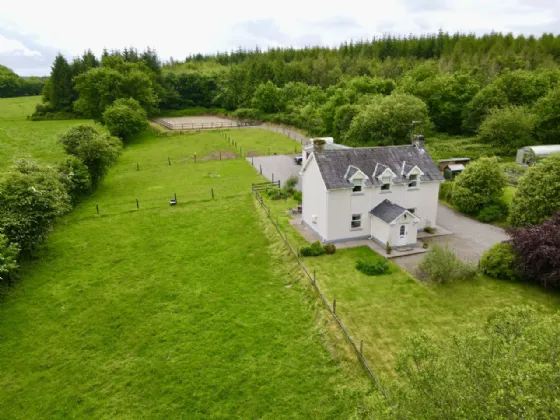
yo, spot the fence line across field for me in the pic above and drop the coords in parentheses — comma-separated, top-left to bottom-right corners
(251, 186, 389, 402)
(152, 119, 251, 131)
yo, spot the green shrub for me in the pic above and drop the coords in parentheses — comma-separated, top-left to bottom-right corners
(102, 98, 148, 141)
(439, 181, 455, 202)
(300, 241, 325, 257)
(451, 157, 506, 215)
(356, 259, 390, 276)
(284, 176, 298, 192)
(419, 245, 477, 284)
(292, 191, 302, 202)
(424, 226, 436, 234)
(323, 244, 336, 254)
(232, 108, 262, 121)
(266, 189, 286, 200)
(480, 243, 521, 281)
(477, 204, 506, 223)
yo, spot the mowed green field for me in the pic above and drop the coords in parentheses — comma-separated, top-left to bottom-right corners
(0, 106, 366, 418)
(0, 96, 98, 172)
(266, 201, 560, 381)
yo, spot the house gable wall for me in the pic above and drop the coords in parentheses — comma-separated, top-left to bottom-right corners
(301, 156, 328, 240)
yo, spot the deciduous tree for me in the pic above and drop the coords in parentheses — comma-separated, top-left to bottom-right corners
(0, 160, 71, 254)
(345, 93, 431, 145)
(59, 126, 122, 187)
(102, 98, 148, 141)
(478, 105, 536, 149)
(452, 157, 505, 215)
(509, 214, 560, 288)
(509, 154, 560, 226)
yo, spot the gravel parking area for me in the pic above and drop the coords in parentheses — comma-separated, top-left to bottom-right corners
(394, 204, 510, 274)
(247, 155, 302, 190)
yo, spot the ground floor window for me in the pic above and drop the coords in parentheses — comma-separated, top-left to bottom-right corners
(400, 225, 406, 235)
(351, 214, 362, 229)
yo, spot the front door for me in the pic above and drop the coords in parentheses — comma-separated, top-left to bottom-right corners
(397, 224, 408, 246)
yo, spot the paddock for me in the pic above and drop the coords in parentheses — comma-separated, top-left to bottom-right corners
(153, 116, 245, 130)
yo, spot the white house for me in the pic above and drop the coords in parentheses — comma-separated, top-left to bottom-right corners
(300, 143, 444, 247)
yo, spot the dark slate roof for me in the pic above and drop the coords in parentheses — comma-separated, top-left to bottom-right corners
(370, 199, 407, 223)
(313, 146, 444, 190)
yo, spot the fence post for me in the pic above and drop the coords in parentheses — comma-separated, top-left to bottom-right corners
(96, 204, 99, 214)
(313, 270, 316, 285)
(136, 199, 139, 209)
(137, 162, 139, 171)
(174, 193, 177, 202)
(260, 165, 262, 174)
(168, 157, 171, 166)
(194, 153, 197, 163)
(333, 299, 336, 315)
(211, 188, 214, 199)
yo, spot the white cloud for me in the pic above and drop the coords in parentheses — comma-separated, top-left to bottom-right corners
(0, 0, 558, 75)
(0, 35, 41, 57)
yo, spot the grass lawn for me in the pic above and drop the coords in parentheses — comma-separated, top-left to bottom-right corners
(0, 126, 366, 418)
(0, 96, 98, 172)
(225, 128, 302, 156)
(264, 197, 560, 382)
(426, 135, 516, 162)
(501, 185, 517, 206)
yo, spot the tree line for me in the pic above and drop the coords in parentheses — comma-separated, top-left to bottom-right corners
(0, 65, 45, 98)
(0, 126, 123, 285)
(34, 32, 560, 151)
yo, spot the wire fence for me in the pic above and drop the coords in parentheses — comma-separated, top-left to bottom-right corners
(64, 190, 248, 224)
(252, 186, 389, 401)
(111, 130, 303, 175)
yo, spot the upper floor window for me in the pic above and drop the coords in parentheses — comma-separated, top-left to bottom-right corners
(408, 174, 418, 188)
(381, 182, 391, 191)
(352, 178, 363, 193)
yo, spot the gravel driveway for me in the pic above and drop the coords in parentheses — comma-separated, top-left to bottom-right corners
(247, 155, 302, 190)
(395, 204, 510, 273)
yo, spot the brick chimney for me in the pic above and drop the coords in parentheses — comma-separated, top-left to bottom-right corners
(313, 138, 326, 153)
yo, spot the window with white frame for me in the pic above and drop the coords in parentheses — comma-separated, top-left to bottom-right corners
(352, 179, 362, 192)
(408, 174, 418, 188)
(351, 214, 362, 229)
(381, 176, 391, 191)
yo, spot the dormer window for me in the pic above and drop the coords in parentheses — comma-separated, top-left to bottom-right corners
(377, 168, 395, 193)
(352, 184, 362, 193)
(408, 174, 418, 188)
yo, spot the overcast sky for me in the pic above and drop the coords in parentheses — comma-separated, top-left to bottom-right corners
(1, 0, 558, 76)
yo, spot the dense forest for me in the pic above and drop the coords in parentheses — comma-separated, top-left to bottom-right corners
(33, 32, 560, 149)
(0, 65, 45, 98)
